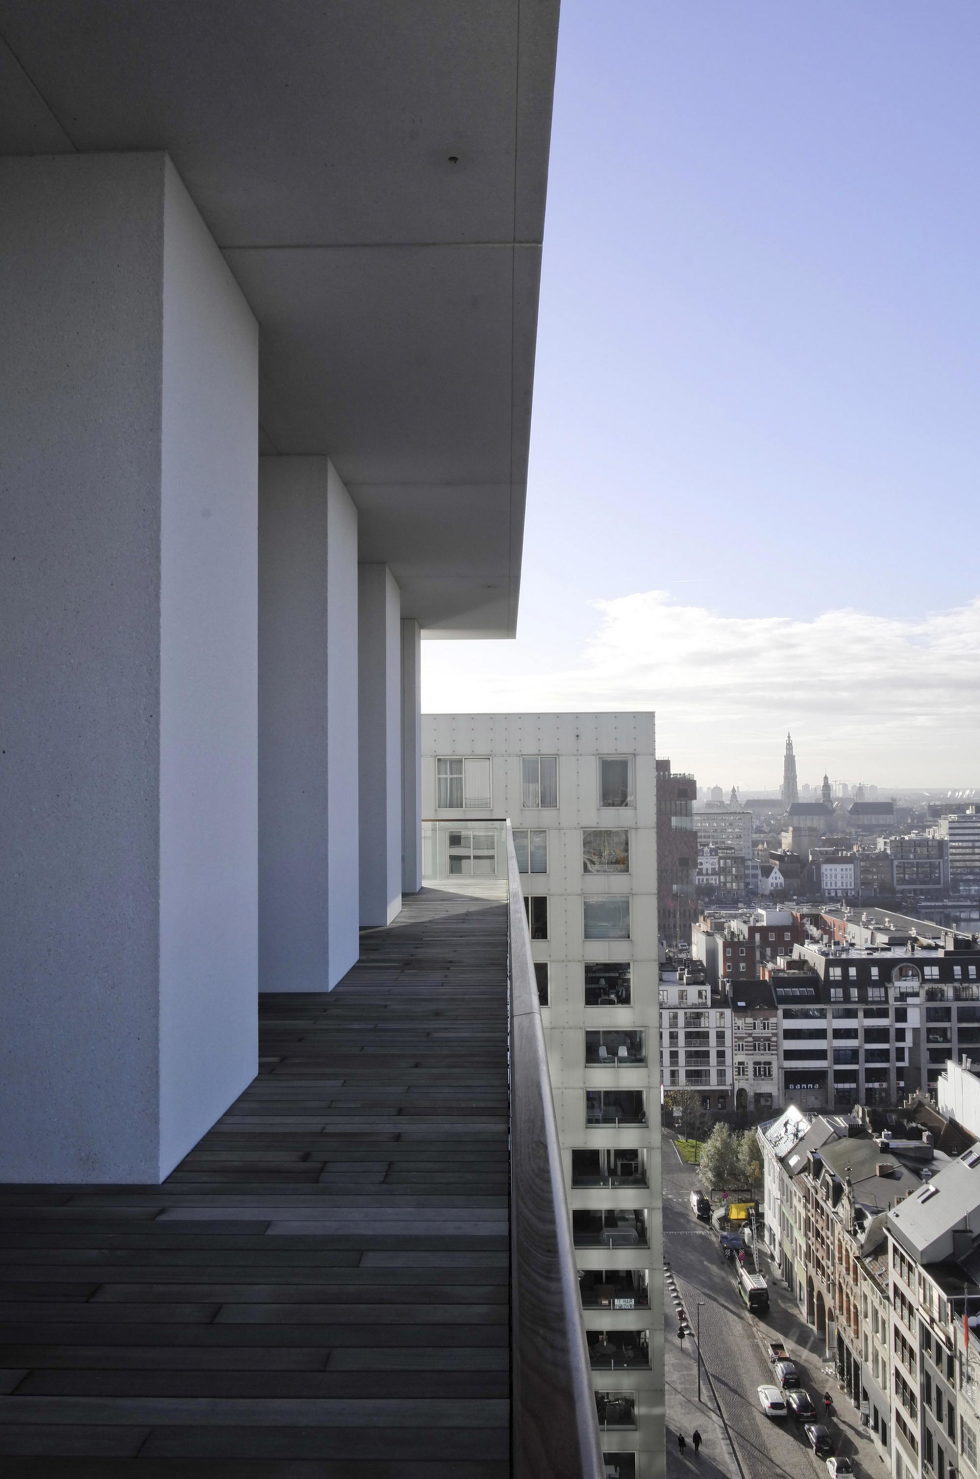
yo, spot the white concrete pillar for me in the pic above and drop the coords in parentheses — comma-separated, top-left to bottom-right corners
(259, 457, 360, 991)
(0, 154, 259, 1182)
(401, 619, 423, 894)
(358, 566, 402, 926)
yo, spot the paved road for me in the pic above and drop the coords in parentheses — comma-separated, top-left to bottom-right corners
(662, 1138, 875, 1479)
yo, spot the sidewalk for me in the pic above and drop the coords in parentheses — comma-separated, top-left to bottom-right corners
(664, 1261, 741, 1479)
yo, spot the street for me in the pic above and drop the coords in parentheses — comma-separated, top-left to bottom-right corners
(662, 1137, 868, 1479)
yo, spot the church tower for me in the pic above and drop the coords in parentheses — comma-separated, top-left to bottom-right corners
(782, 732, 799, 807)
(821, 773, 832, 806)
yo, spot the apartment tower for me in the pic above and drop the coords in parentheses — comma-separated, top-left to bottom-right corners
(422, 713, 662, 1479)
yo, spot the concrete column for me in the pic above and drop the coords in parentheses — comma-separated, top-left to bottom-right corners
(401, 619, 423, 894)
(0, 153, 259, 1182)
(358, 565, 402, 926)
(259, 457, 359, 991)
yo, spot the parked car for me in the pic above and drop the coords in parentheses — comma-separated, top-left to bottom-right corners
(826, 1460, 854, 1477)
(786, 1389, 818, 1422)
(772, 1357, 801, 1389)
(803, 1424, 834, 1458)
(757, 1385, 788, 1418)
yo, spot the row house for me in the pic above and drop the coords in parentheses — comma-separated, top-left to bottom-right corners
(887, 1145, 980, 1479)
(761, 1109, 962, 1475)
(729, 983, 779, 1116)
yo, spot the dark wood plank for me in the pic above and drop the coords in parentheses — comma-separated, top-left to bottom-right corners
(0, 888, 512, 1474)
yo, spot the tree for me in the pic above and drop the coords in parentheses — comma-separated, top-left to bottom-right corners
(737, 1130, 764, 1195)
(663, 1089, 710, 1143)
(697, 1123, 741, 1194)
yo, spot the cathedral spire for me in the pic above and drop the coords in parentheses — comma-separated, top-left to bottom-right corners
(782, 732, 799, 807)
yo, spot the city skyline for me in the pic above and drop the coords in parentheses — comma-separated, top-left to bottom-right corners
(422, 1, 980, 789)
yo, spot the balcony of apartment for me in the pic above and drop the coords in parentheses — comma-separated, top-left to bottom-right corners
(572, 1210, 649, 1250)
(0, 823, 604, 1479)
(585, 1032, 647, 1067)
(586, 1330, 651, 1371)
(925, 983, 980, 1002)
(595, 1390, 638, 1430)
(579, 1269, 650, 1311)
(572, 1149, 647, 1190)
(586, 1091, 648, 1128)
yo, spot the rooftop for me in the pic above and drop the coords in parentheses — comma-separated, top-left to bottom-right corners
(888, 1147, 980, 1262)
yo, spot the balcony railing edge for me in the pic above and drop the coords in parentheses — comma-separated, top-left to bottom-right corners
(505, 821, 605, 1479)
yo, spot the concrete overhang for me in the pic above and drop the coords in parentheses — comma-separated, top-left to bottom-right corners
(0, 0, 559, 636)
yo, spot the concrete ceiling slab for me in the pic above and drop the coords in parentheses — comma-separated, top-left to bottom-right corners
(0, 0, 559, 635)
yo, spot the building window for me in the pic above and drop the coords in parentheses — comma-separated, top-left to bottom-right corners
(585, 963, 631, 1006)
(521, 755, 558, 809)
(583, 829, 630, 873)
(447, 829, 497, 876)
(513, 828, 548, 873)
(584, 898, 630, 940)
(599, 756, 634, 808)
(437, 756, 491, 809)
(753, 1062, 773, 1079)
(962, 1417, 978, 1471)
(524, 895, 548, 940)
(534, 962, 549, 1008)
(735, 1062, 747, 1078)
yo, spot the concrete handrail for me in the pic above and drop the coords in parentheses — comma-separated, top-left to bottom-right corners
(505, 822, 605, 1479)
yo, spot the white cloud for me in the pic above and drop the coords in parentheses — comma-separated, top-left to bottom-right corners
(422, 592, 980, 788)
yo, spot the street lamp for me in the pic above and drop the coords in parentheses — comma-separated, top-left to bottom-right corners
(696, 1300, 706, 1403)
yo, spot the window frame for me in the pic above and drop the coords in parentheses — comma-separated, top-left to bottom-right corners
(523, 894, 548, 940)
(512, 827, 548, 874)
(582, 828, 630, 874)
(598, 755, 635, 809)
(583, 896, 631, 940)
(436, 755, 492, 809)
(521, 754, 558, 809)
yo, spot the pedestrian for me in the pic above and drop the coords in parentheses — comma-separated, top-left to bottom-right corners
(692, 1429, 702, 1455)
(677, 1433, 687, 1454)
(823, 1391, 833, 1416)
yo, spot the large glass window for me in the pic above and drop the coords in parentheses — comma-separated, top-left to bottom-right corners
(513, 827, 548, 873)
(584, 897, 630, 939)
(523, 895, 548, 939)
(599, 756, 634, 807)
(521, 755, 558, 808)
(585, 962, 631, 1005)
(583, 829, 629, 873)
(436, 756, 491, 809)
(447, 830, 497, 876)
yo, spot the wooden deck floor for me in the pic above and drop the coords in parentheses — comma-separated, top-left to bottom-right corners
(0, 887, 511, 1477)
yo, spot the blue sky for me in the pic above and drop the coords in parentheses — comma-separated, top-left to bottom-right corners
(423, 1, 980, 790)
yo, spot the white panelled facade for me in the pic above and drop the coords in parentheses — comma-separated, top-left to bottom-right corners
(422, 711, 663, 1479)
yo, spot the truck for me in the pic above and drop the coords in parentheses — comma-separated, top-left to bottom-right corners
(736, 1266, 769, 1313)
